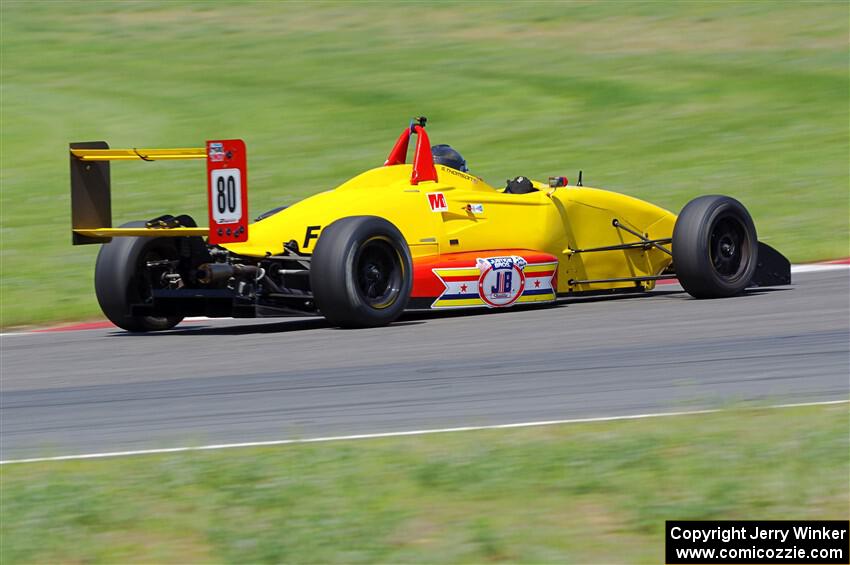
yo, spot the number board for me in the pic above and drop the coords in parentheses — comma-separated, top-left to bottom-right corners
(206, 139, 248, 244)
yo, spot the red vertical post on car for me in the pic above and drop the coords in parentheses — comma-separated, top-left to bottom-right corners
(411, 125, 437, 185)
(384, 129, 411, 166)
(206, 139, 249, 244)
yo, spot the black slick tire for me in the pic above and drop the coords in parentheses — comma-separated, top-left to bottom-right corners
(310, 216, 412, 328)
(94, 221, 184, 332)
(672, 195, 758, 298)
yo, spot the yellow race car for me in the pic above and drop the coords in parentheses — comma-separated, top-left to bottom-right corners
(69, 117, 790, 330)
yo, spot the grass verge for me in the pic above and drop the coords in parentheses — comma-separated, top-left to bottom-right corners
(0, 2, 848, 327)
(1, 404, 847, 563)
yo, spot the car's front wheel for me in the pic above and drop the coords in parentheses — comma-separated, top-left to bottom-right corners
(310, 216, 412, 328)
(672, 195, 758, 298)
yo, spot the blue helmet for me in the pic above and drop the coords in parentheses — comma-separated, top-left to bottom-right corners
(431, 144, 468, 173)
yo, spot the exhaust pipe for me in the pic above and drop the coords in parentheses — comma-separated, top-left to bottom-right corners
(197, 263, 261, 284)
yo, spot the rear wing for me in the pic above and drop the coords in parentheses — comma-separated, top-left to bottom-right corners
(70, 140, 248, 245)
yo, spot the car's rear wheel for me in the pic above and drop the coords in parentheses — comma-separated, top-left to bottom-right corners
(95, 221, 184, 332)
(310, 216, 412, 328)
(672, 195, 758, 298)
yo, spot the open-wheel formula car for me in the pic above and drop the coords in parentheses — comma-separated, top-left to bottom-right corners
(69, 117, 790, 330)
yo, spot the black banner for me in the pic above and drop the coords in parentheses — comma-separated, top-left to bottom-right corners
(666, 521, 849, 564)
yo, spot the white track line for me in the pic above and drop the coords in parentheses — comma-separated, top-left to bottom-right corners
(1, 399, 846, 465)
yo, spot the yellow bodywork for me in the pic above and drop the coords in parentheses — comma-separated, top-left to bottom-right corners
(223, 164, 677, 294)
(70, 144, 676, 295)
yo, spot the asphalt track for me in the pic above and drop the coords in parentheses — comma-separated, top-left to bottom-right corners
(1, 268, 848, 461)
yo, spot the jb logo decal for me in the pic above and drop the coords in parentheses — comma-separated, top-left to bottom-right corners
(431, 255, 557, 309)
(476, 256, 526, 307)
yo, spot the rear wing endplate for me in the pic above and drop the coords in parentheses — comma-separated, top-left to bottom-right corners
(70, 140, 248, 245)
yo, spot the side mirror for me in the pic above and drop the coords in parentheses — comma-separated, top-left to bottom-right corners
(548, 176, 568, 188)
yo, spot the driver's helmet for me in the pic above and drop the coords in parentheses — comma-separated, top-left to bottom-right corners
(431, 144, 468, 173)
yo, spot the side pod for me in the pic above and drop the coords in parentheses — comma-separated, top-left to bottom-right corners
(750, 242, 791, 287)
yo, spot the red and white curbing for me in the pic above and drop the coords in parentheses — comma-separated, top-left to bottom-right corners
(3, 259, 847, 335)
(29, 317, 210, 334)
(787, 257, 850, 273)
(648, 259, 847, 286)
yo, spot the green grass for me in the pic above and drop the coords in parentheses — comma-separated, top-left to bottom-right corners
(1, 404, 847, 563)
(1, 1, 848, 326)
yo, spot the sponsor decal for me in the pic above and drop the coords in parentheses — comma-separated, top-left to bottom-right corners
(303, 225, 321, 248)
(476, 256, 526, 307)
(431, 255, 557, 309)
(467, 203, 484, 215)
(441, 167, 479, 183)
(208, 142, 225, 162)
(427, 192, 448, 212)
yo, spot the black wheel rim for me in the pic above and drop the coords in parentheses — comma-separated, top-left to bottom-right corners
(709, 216, 749, 280)
(353, 237, 403, 309)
